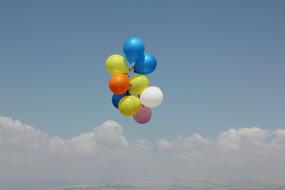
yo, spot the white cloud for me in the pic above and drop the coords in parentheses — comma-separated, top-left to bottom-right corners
(217, 127, 271, 151)
(272, 129, 285, 149)
(0, 116, 49, 149)
(0, 116, 285, 190)
(48, 120, 129, 154)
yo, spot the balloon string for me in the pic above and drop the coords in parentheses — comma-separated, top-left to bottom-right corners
(129, 63, 135, 72)
(138, 126, 158, 154)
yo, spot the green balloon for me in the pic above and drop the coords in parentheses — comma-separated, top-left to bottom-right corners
(128, 74, 149, 95)
(105, 54, 129, 75)
(118, 96, 141, 116)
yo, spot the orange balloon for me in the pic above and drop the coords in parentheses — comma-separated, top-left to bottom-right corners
(109, 73, 130, 94)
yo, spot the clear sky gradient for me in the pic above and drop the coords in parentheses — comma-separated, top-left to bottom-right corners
(0, 0, 284, 140)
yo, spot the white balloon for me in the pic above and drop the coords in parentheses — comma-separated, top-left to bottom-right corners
(140, 86, 163, 108)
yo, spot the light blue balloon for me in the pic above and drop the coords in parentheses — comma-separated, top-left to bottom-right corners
(134, 53, 157, 75)
(123, 37, 145, 63)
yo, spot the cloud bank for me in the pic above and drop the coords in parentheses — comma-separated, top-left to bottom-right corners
(0, 116, 285, 190)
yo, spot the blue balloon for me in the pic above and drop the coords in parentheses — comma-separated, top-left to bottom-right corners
(134, 53, 157, 75)
(112, 93, 127, 108)
(123, 37, 145, 63)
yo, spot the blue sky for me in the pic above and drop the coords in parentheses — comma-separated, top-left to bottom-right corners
(0, 0, 285, 140)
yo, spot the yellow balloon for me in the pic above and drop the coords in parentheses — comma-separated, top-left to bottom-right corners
(105, 54, 129, 74)
(128, 74, 149, 95)
(118, 96, 141, 116)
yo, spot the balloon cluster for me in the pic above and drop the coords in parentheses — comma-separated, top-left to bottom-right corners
(105, 37, 163, 124)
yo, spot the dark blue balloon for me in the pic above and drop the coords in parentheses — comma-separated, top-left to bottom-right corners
(112, 93, 127, 108)
(134, 53, 157, 75)
(123, 37, 145, 63)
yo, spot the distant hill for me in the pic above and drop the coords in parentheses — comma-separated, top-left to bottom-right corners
(50, 181, 285, 190)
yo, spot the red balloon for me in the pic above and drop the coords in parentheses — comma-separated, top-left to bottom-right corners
(109, 73, 130, 94)
(133, 105, 152, 124)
